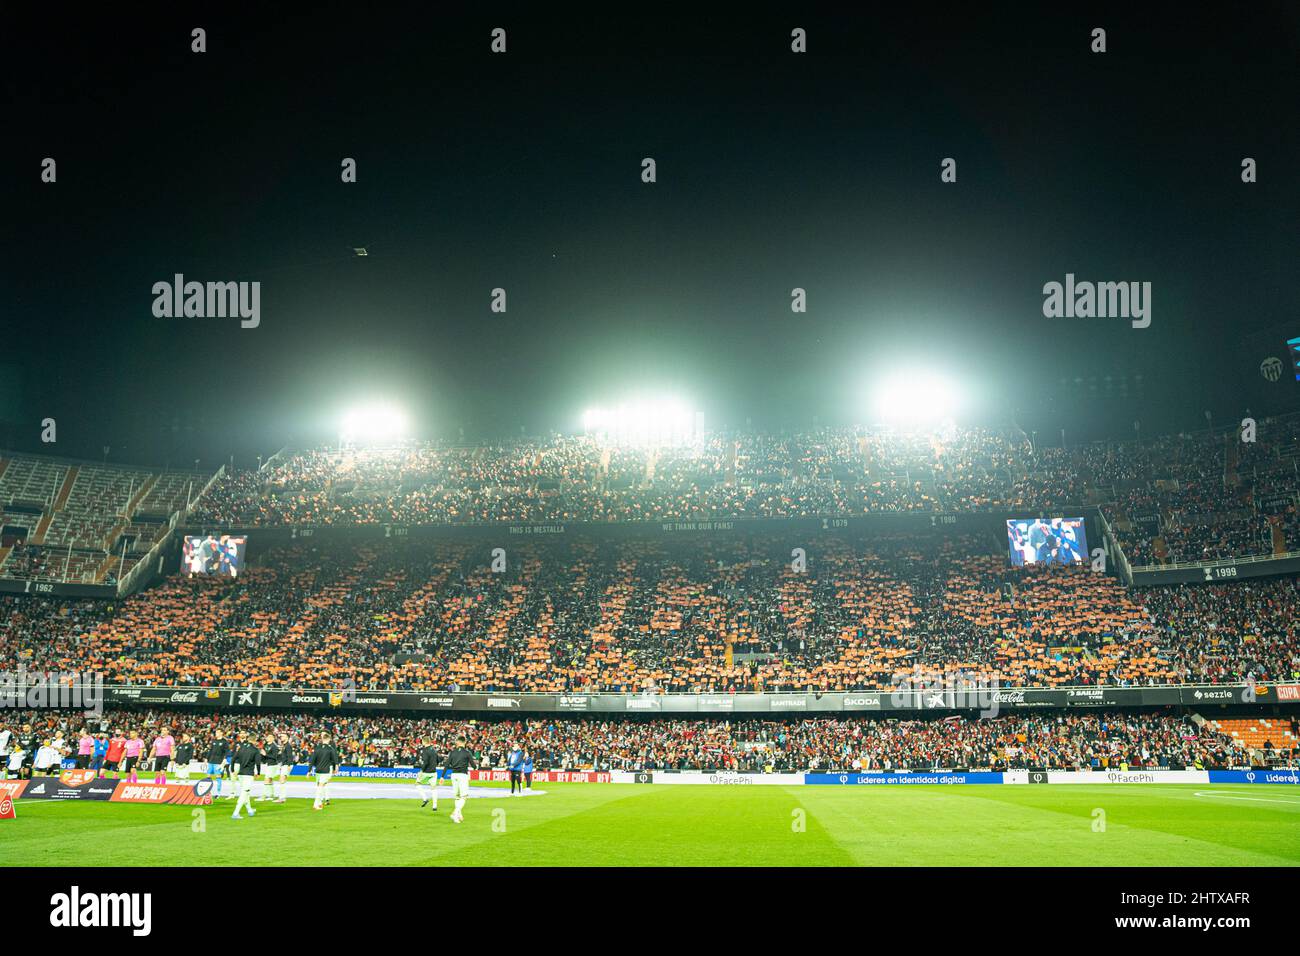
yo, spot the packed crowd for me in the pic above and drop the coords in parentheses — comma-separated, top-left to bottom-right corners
(2, 536, 1295, 693)
(1, 708, 1277, 773)
(1136, 578, 1299, 686)
(183, 419, 1300, 566)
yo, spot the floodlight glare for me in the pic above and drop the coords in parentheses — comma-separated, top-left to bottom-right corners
(581, 397, 699, 447)
(871, 371, 961, 424)
(340, 402, 409, 445)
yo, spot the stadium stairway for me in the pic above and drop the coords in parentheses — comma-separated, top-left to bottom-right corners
(93, 473, 161, 583)
(1151, 532, 1168, 562)
(97, 471, 158, 552)
(52, 466, 78, 512)
(1223, 432, 1239, 483)
(31, 466, 79, 544)
(31, 512, 54, 544)
(92, 549, 118, 584)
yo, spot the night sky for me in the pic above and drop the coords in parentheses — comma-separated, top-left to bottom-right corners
(4, 4, 1298, 467)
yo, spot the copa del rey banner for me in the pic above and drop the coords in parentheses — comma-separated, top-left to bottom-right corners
(471, 769, 612, 784)
(0, 780, 26, 803)
(0, 772, 213, 805)
(111, 778, 215, 805)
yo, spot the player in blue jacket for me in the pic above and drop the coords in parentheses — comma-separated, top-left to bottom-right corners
(92, 733, 110, 775)
(507, 744, 524, 795)
(521, 750, 534, 793)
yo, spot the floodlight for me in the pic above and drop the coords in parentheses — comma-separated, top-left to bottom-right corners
(871, 371, 961, 425)
(581, 397, 699, 447)
(340, 402, 409, 445)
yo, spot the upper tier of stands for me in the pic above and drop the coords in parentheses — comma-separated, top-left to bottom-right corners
(0, 454, 211, 585)
(3, 415, 1297, 586)
(186, 419, 1300, 567)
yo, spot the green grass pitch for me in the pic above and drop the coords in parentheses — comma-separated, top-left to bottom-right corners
(6, 782, 1299, 867)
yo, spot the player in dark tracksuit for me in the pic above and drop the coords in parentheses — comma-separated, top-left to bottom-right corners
(309, 734, 340, 810)
(231, 736, 263, 819)
(259, 737, 281, 802)
(415, 740, 441, 811)
(18, 727, 38, 779)
(274, 735, 295, 803)
(443, 737, 474, 824)
(174, 736, 195, 780)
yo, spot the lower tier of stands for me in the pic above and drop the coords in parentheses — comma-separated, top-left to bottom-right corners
(5, 708, 1293, 773)
(2, 535, 1295, 693)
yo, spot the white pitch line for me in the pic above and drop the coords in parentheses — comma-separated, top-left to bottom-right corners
(1192, 790, 1300, 805)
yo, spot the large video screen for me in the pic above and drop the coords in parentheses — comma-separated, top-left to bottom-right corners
(181, 534, 247, 577)
(1006, 518, 1087, 567)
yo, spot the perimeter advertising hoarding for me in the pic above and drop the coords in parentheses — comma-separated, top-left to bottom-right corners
(5, 775, 215, 803)
(0, 780, 28, 801)
(1207, 770, 1300, 784)
(299, 766, 616, 783)
(472, 769, 611, 784)
(111, 779, 215, 805)
(96, 683, 1294, 714)
(805, 772, 1005, 785)
(649, 772, 805, 785)
(19, 770, 118, 801)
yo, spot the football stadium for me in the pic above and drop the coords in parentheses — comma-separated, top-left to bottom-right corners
(3, 432, 1299, 869)
(4, 2, 1299, 936)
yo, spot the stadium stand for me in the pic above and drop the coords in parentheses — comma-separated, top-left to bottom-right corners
(1207, 717, 1298, 757)
(0, 454, 212, 585)
(5, 418, 1298, 586)
(2, 707, 1277, 772)
(2, 537, 1295, 692)
(0, 425, 1296, 703)
(180, 419, 1300, 567)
